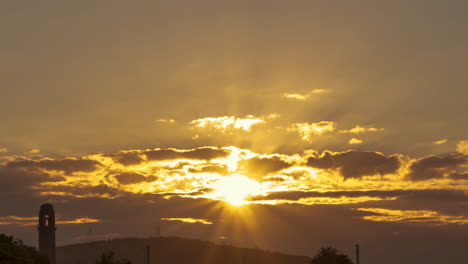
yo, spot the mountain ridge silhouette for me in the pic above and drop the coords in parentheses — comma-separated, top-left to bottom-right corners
(57, 236, 311, 264)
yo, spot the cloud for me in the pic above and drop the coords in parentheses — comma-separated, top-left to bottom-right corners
(249, 189, 468, 204)
(457, 140, 468, 155)
(188, 164, 229, 175)
(306, 150, 401, 179)
(348, 138, 363, 145)
(0, 148, 8, 154)
(450, 173, 468, 180)
(26, 148, 40, 154)
(283, 93, 308, 100)
(407, 154, 467, 181)
(155, 118, 176, 123)
(282, 89, 329, 100)
(114, 172, 157, 185)
(0, 216, 100, 226)
(240, 156, 293, 179)
(290, 121, 336, 141)
(356, 208, 468, 225)
(6, 158, 102, 174)
(190, 115, 267, 132)
(145, 147, 230, 161)
(161, 217, 213, 225)
(0, 167, 65, 195)
(108, 152, 144, 166)
(339, 125, 385, 134)
(433, 139, 448, 145)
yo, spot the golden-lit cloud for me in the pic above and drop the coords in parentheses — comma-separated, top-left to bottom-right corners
(283, 93, 308, 100)
(339, 125, 384, 134)
(433, 139, 448, 145)
(282, 89, 329, 100)
(290, 121, 336, 141)
(189, 115, 272, 132)
(0, 216, 100, 226)
(457, 140, 468, 155)
(155, 118, 176, 123)
(306, 150, 401, 179)
(263, 196, 396, 206)
(348, 138, 363, 145)
(57, 218, 101, 225)
(356, 208, 468, 225)
(161, 217, 213, 225)
(407, 154, 466, 181)
(1, 146, 467, 213)
(0, 148, 7, 153)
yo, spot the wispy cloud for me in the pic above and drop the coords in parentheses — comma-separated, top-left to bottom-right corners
(433, 139, 448, 145)
(155, 118, 176, 123)
(282, 89, 328, 101)
(189, 114, 278, 132)
(0, 216, 100, 226)
(356, 208, 468, 225)
(348, 138, 363, 145)
(339, 125, 384, 134)
(161, 217, 213, 225)
(457, 140, 468, 155)
(0, 148, 7, 154)
(290, 121, 336, 141)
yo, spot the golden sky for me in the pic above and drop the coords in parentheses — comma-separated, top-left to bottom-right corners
(1, 1, 468, 263)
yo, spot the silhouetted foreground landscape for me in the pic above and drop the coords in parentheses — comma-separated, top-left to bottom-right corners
(57, 236, 311, 264)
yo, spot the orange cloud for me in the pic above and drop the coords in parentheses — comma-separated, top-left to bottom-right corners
(433, 139, 448, 145)
(190, 115, 269, 132)
(339, 125, 384, 134)
(356, 208, 468, 225)
(155, 118, 176, 123)
(348, 138, 363, 145)
(457, 140, 468, 155)
(290, 121, 336, 141)
(161, 217, 213, 225)
(282, 89, 329, 100)
(0, 216, 100, 226)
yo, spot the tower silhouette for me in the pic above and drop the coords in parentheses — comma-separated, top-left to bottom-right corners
(38, 203, 56, 264)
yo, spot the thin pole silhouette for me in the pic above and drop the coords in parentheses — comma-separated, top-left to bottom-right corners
(356, 244, 360, 264)
(146, 245, 150, 264)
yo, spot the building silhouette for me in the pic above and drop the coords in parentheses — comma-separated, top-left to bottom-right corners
(38, 203, 56, 264)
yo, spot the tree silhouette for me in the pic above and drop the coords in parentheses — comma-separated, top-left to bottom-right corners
(310, 247, 354, 264)
(0, 233, 49, 264)
(96, 250, 131, 264)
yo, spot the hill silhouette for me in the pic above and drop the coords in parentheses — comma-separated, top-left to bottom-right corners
(57, 236, 311, 264)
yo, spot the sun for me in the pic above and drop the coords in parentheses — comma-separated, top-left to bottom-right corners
(211, 174, 261, 206)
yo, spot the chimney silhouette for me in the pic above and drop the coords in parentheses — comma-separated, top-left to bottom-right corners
(38, 203, 56, 264)
(356, 244, 360, 264)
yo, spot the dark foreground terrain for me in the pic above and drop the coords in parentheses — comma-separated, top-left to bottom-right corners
(57, 236, 311, 264)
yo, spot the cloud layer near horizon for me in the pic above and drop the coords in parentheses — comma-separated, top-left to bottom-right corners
(0, 145, 467, 264)
(1, 146, 467, 222)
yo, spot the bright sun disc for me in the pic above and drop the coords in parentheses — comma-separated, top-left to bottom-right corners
(212, 174, 261, 206)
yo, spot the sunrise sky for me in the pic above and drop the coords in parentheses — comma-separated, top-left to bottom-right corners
(1, 1, 468, 264)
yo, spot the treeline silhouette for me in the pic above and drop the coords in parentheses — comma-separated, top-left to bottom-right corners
(0, 234, 49, 264)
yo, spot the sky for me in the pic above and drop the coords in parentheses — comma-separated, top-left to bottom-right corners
(1, 1, 467, 263)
